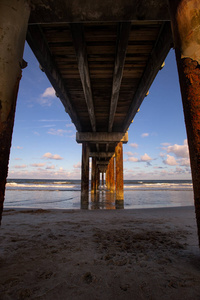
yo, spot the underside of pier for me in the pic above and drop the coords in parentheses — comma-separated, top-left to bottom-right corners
(1, 0, 200, 243)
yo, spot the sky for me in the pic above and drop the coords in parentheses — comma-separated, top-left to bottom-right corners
(8, 43, 192, 180)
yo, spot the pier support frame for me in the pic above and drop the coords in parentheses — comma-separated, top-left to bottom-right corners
(81, 142, 89, 208)
(91, 157, 97, 193)
(102, 172, 104, 187)
(115, 142, 124, 207)
(107, 162, 111, 190)
(168, 0, 200, 243)
(0, 0, 30, 223)
(110, 156, 115, 192)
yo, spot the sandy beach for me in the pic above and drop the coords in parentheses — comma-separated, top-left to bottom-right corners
(0, 206, 200, 299)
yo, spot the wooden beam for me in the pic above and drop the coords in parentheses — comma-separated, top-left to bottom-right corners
(29, 0, 170, 23)
(90, 152, 114, 158)
(108, 22, 131, 132)
(70, 23, 96, 132)
(122, 21, 173, 132)
(76, 132, 128, 143)
(97, 161, 109, 165)
(96, 144, 100, 152)
(27, 25, 82, 131)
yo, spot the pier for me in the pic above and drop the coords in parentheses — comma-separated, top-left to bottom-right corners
(1, 0, 200, 243)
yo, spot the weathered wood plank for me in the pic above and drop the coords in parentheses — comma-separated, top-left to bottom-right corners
(29, 0, 170, 23)
(70, 23, 96, 132)
(76, 132, 128, 143)
(108, 22, 131, 132)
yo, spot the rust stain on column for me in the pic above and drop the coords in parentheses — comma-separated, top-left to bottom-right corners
(169, 0, 200, 243)
(110, 155, 115, 192)
(107, 162, 111, 190)
(81, 142, 89, 208)
(115, 141, 124, 202)
(0, 0, 30, 223)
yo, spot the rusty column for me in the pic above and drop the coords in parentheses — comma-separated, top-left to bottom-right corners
(115, 142, 124, 205)
(0, 0, 30, 223)
(91, 157, 97, 193)
(107, 162, 111, 190)
(110, 155, 115, 192)
(81, 142, 89, 208)
(168, 0, 200, 243)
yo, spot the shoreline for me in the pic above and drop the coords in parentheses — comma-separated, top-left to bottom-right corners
(1, 206, 200, 299)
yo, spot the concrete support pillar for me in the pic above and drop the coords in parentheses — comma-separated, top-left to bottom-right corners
(115, 142, 124, 204)
(168, 0, 200, 244)
(110, 156, 115, 192)
(91, 157, 97, 193)
(81, 142, 89, 208)
(0, 0, 30, 223)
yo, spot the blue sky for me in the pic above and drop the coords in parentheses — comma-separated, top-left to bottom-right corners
(8, 43, 191, 180)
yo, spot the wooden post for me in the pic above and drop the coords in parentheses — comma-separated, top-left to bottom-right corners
(115, 142, 124, 204)
(81, 142, 89, 208)
(0, 0, 30, 223)
(91, 157, 97, 193)
(110, 155, 115, 192)
(102, 172, 104, 186)
(96, 169, 100, 190)
(107, 162, 111, 190)
(168, 0, 200, 244)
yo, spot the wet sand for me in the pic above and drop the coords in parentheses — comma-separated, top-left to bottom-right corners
(0, 206, 200, 299)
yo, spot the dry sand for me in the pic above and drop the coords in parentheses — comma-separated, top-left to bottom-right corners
(0, 206, 200, 300)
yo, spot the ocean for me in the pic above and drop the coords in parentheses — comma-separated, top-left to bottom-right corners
(4, 179, 194, 210)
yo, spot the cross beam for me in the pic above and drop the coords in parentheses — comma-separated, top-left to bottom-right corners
(76, 132, 128, 144)
(29, 0, 170, 23)
(70, 24, 96, 132)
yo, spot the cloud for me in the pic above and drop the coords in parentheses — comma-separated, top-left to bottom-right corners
(125, 151, 135, 157)
(33, 131, 40, 136)
(42, 152, 63, 160)
(47, 129, 70, 136)
(167, 139, 189, 158)
(140, 153, 152, 162)
(127, 157, 139, 162)
(163, 154, 177, 166)
(129, 143, 138, 148)
(31, 163, 46, 167)
(41, 87, 56, 98)
(14, 158, 22, 161)
(14, 164, 27, 169)
(66, 123, 75, 129)
(46, 165, 55, 170)
(141, 133, 149, 138)
(73, 162, 81, 169)
(38, 87, 56, 106)
(161, 142, 171, 147)
(14, 146, 23, 149)
(178, 158, 190, 167)
(125, 153, 152, 163)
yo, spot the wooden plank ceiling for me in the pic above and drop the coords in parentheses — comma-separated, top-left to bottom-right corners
(27, 5, 173, 161)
